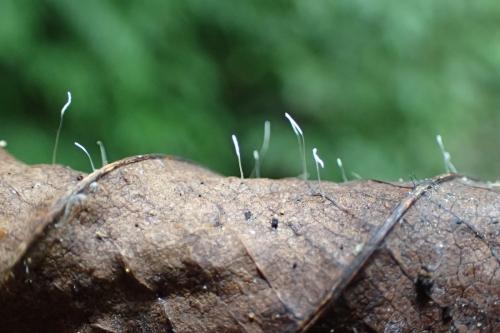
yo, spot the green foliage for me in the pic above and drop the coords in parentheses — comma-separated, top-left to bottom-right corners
(0, 0, 499, 180)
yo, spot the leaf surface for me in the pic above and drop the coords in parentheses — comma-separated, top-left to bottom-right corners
(0, 149, 498, 332)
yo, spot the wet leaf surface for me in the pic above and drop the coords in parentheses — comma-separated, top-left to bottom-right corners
(0, 149, 498, 332)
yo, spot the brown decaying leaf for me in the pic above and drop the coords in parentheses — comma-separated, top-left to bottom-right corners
(0, 148, 498, 332)
(0, 148, 85, 281)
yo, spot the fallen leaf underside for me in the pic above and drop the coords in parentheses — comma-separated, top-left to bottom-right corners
(0, 149, 498, 332)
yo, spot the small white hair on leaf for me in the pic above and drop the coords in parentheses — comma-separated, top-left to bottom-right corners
(251, 121, 271, 178)
(262, 120, 271, 154)
(60, 91, 72, 117)
(74, 142, 96, 172)
(312, 147, 325, 197)
(284, 112, 308, 179)
(253, 150, 259, 160)
(52, 91, 72, 164)
(96, 140, 108, 166)
(351, 171, 362, 180)
(253, 150, 260, 178)
(285, 112, 303, 135)
(232, 134, 240, 158)
(57, 192, 87, 228)
(313, 148, 324, 168)
(436, 134, 444, 148)
(337, 157, 348, 182)
(231, 134, 244, 179)
(436, 134, 457, 173)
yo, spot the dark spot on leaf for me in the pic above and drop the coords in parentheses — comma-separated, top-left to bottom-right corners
(244, 211, 252, 220)
(292, 263, 297, 269)
(415, 275, 433, 308)
(340, 244, 344, 250)
(135, 223, 139, 228)
(441, 306, 452, 324)
(271, 218, 279, 229)
(155, 290, 166, 299)
(455, 219, 463, 225)
(76, 175, 84, 181)
(198, 194, 202, 198)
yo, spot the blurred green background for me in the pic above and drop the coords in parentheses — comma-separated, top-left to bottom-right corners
(0, 1, 499, 181)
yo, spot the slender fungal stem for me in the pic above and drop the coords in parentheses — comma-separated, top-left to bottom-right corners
(251, 120, 271, 178)
(97, 141, 108, 166)
(74, 142, 96, 172)
(337, 158, 348, 182)
(351, 171, 362, 180)
(253, 150, 260, 178)
(312, 148, 324, 196)
(285, 113, 308, 179)
(232, 134, 244, 179)
(436, 134, 457, 173)
(300, 134, 307, 180)
(52, 91, 72, 164)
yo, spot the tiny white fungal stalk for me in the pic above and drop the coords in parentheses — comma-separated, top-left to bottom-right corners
(312, 148, 325, 195)
(253, 150, 260, 178)
(231, 134, 244, 179)
(0, 140, 6, 148)
(261, 120, 271, 154)
(251, 120, 271, 178)
(436, 134, 457, 173)
(96, 141, 108, 166)
(337, 158, 348, 182)
(351, 171, 362, 180)
(57, 193, 87, 227)
(52, 91, 72, 164)
(74, 142, 96, 172)
(285, 113, 308, 180)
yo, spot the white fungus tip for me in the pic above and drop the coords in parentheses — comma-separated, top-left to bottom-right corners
(312, 147, 324, 196)
(337, 157, 348, 182)
(351, 172, 362, 179)
(284, 112, 303, 135)
(262, 120, 271, 152)
(231, 134, 244, 179)
(231, 134, 240, 157)
(285, 113, 308, 179)
(96, 140, 109, 166)
(436, 134, 446, 152)
(435, 133, 457, 173)
(264, 120, 271, 130)
(0, 140, 7, 148)
(74, 141, 96, 171)
(61, 91, 72, 117)
(253, 150, 259, 160)
(52, 91, 72, 164)
(312, 148, 324, 168)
